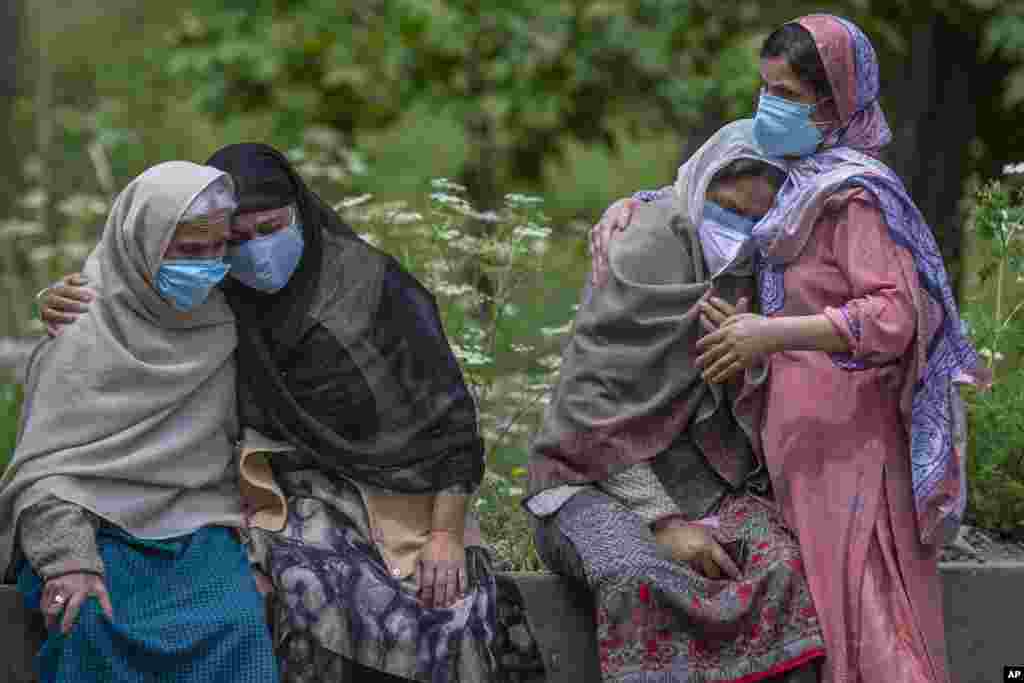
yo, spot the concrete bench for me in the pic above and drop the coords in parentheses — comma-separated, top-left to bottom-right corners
(4, 564, 1023, 682)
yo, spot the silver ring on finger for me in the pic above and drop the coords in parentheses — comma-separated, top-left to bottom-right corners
(52, 592, 66, 606)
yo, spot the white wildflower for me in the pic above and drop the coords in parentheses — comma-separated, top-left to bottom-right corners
(540, 322, 573, 337)
(304, 126, 342, 149)
(484, 470, 508, 485)
(337, 194, 374, 210)
(434, 282, 477, 297)
(457, 206, 501, 223)
(0, 219, 44, 239)
(345, 151, 368, 176)
(430, 192, 472, 211)
(505, 193, 544, 207)
(388, 211, 423, 225)
(513, 223, 552, 240)
(431, 178, 468, 194)
(298, 162, 326, 178)
(356, 232, 380, 247)
(450, 235, 483, 253)
(538, 354, 562, 370)
(434, 227, 462, 242)
(29, 245, 57, 263)
(60, 242, 92, 261)
(58, 194, 108, 218)
(325, 166, 347, 183)
(20, 189, 47, 211)
(1002, 162, 1024, 176)
(452, 344, 493, 367)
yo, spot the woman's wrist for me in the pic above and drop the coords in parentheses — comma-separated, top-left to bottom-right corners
(761, 314, 849, 354)
(748, 316, 786, 356)
(652, 514, 690, 533)
(429, 528, 459, 537)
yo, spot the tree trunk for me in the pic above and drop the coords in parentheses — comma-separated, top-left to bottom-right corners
(881, 15, 979, 302)
(677, 98, 729, 166)
(0, 0, 23, 337)
(458, 4, 501, 323)
(34, 1, 59, 285)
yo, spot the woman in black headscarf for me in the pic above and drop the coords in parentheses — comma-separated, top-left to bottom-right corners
(41, 143, 497, 683)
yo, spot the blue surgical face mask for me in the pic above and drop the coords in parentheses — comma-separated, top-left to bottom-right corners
(753, 91, 824, 158)
(155, 259, 231, 311)
(226, 217, 305, 293)
(700, 201, 758, 277)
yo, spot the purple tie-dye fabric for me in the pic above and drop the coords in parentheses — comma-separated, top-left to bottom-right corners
(750, 15, 990, 546)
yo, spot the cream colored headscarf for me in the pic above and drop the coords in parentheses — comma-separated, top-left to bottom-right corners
(673, 119, 787, 277)
(528, 120, 785, 500)
(1, 161, 242, 575)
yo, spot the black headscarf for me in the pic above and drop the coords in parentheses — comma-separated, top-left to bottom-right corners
(206, 143, 354, 347)
(206, 143, 484, 493)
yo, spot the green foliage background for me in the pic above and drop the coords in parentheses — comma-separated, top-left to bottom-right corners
(4, 0, 1024, 561)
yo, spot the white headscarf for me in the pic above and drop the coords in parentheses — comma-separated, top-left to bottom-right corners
(673, 119, 788, 278)
(1, 161, 242, 575)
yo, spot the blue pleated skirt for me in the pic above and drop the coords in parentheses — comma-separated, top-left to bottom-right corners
(18, 524, 279, 683)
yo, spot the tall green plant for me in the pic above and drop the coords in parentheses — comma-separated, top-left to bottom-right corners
(0, 383, 23, 470)
(339, 173, 574, 571)
(964, 175, 1024, 536)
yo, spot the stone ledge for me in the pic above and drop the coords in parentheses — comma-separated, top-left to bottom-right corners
(4, 563, 1023, 682)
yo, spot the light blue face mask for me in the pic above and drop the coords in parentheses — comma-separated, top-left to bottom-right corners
(155, 259, 231, 311)
(752, 91, 824, 158)
(226, 220, 305, 293)
(700, 201, 759, 277)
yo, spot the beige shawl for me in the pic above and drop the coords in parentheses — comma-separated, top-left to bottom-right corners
(527, 120, 785, 502)
(1, 161, 242, 575)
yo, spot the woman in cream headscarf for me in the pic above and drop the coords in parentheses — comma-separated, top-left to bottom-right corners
(0, 162, 279, 682)
(526, 120, 824, 683)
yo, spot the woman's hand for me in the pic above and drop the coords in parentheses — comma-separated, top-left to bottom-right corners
(416, 530, 467, 609)
(696, 298, 776, 384)
(252, 567, 274, 598)
(40, 273, 95, 337)
(653, 522, 740, 580)
(42, 572, 114, 634)
(699, 295, 749, 333)
(590, 197, 639, 287)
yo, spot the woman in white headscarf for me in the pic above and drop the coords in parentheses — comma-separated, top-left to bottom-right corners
(0, 161, 279, 682)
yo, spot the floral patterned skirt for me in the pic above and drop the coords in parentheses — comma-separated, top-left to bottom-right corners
(250, 470, 497, 683)
(537, 489, 825, 683)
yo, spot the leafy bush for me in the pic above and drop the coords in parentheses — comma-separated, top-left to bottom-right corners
(0, 383, 23, 471)
(336, 169, 576, 570)
(963, 175, 1024, 537)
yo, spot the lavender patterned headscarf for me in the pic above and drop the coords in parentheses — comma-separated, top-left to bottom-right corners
(750, 14, 990, 546)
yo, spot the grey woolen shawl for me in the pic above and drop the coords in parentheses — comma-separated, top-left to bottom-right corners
(0, 161, 242, 576)
(527, 120, 786, 506)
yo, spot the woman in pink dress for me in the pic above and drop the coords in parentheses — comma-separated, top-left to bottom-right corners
(691, 14, 990, 683)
